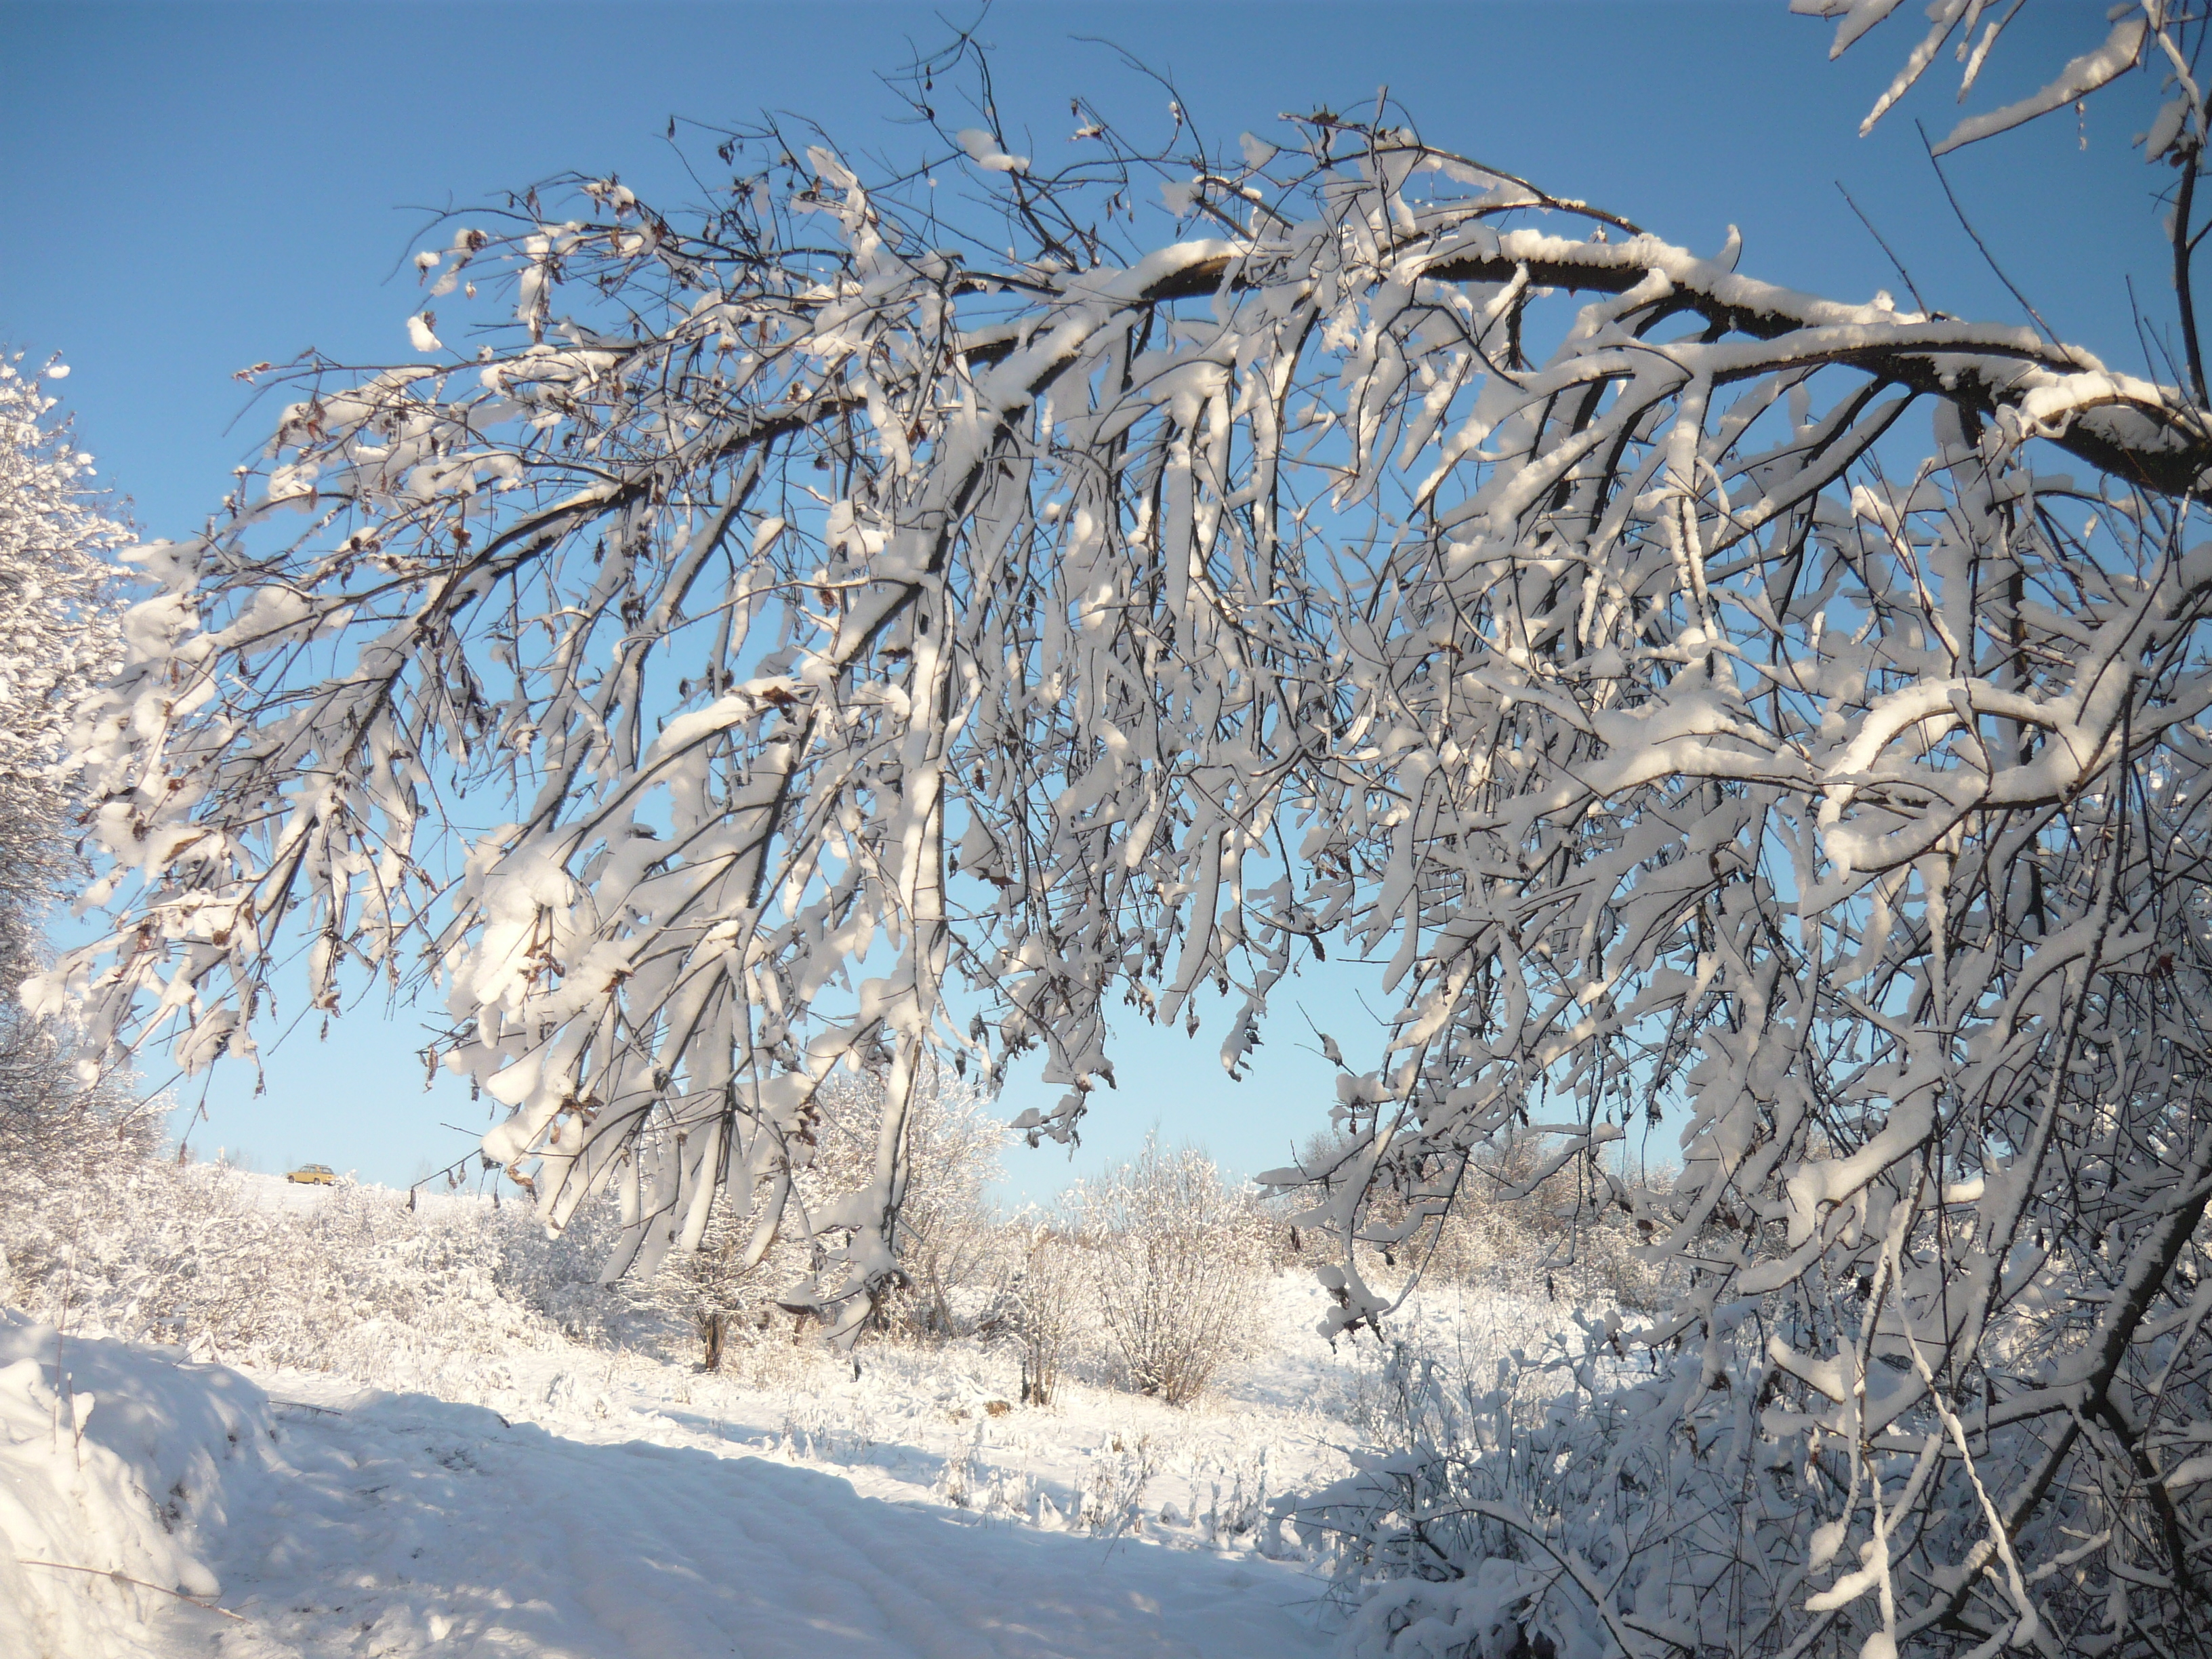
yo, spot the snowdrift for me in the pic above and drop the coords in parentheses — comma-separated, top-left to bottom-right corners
(0, 1310, 271, 1658)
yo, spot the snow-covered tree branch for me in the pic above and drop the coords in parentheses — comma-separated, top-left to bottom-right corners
(36, 18, 2212, 1650)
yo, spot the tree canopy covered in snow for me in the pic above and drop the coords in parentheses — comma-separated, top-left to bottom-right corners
(35, 8, 2212, 1650)
(0, 353, 123, 1147)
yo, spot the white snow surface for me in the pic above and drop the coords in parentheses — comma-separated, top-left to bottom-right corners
(0, 1311, 268, 1659)
(0, 1319, 1327, 1657)
(193, 1385, 1328, 1659)
(1, 1193, 1595, 1658)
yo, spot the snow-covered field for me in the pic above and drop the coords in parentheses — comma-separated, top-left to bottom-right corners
(1, 1208, 1591, 1659)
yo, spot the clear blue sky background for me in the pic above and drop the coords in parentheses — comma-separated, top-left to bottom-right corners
(1, 0, 2174, 1200)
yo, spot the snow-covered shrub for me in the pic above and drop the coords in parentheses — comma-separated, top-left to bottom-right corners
(1294, 1127, 1663, 1319)
(1068, 1139, 1267, 1406)
(1427, 1143, 1664, 1314)
(0, 1105, 194, 1342)
(876, 1082, 1008, 1343)
(0, 1118, 630, 1386)
(0, 1083, 1012, 1394)
(1338, 1560, 1570, 1659)
(1076, 1430, 1157, 1536)
(1290, 1343, 1610, 1657)
(1000, 1221, 1080, 1406)
(1191, 1443, 1273, 1547)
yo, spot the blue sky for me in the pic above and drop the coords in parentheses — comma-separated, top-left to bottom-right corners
(2, 0, 2176, 1199)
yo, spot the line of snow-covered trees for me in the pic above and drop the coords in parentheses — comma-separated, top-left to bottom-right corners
(2, 1065, 1645, 1412)
(0, 354, 127, 1153)
(17, 4, 2212, 1654)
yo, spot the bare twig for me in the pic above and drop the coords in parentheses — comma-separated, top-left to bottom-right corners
(1835, 180, 1932, 319)
(1917, 119, 2057, 342)
(15, 1559, 250, 1622)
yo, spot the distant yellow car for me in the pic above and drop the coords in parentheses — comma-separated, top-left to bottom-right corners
(285, 1164, 337, 1185)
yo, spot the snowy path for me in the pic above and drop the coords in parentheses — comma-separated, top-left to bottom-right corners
(171, 1389, 1334, 1658)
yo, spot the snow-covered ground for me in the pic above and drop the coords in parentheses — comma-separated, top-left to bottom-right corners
(161, 1385, 1328, 1658)
(2, 1188, 1597, 1658)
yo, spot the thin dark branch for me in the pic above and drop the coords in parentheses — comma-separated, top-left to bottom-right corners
(1917, 119, 2058, 344)
(1835, 180, 1933, 319)
(2176, 146, 2210, 406)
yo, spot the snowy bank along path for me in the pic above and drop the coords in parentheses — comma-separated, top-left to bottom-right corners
(0, 1307, 1348, 1658)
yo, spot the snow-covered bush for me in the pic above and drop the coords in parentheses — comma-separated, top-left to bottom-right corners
(1074, 1430, 1158, 1537)
(0, 1114, 626, 1383)
(876, 1080, 1010, 1342)
(1068, 1140, 1268, 1406)
(1295, 1127, 1662, 1315)
(1292, 1343, 1607, 1656)
(1000, 1221, 1081, 1406)
(1431, 1143, 1662, 1313)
